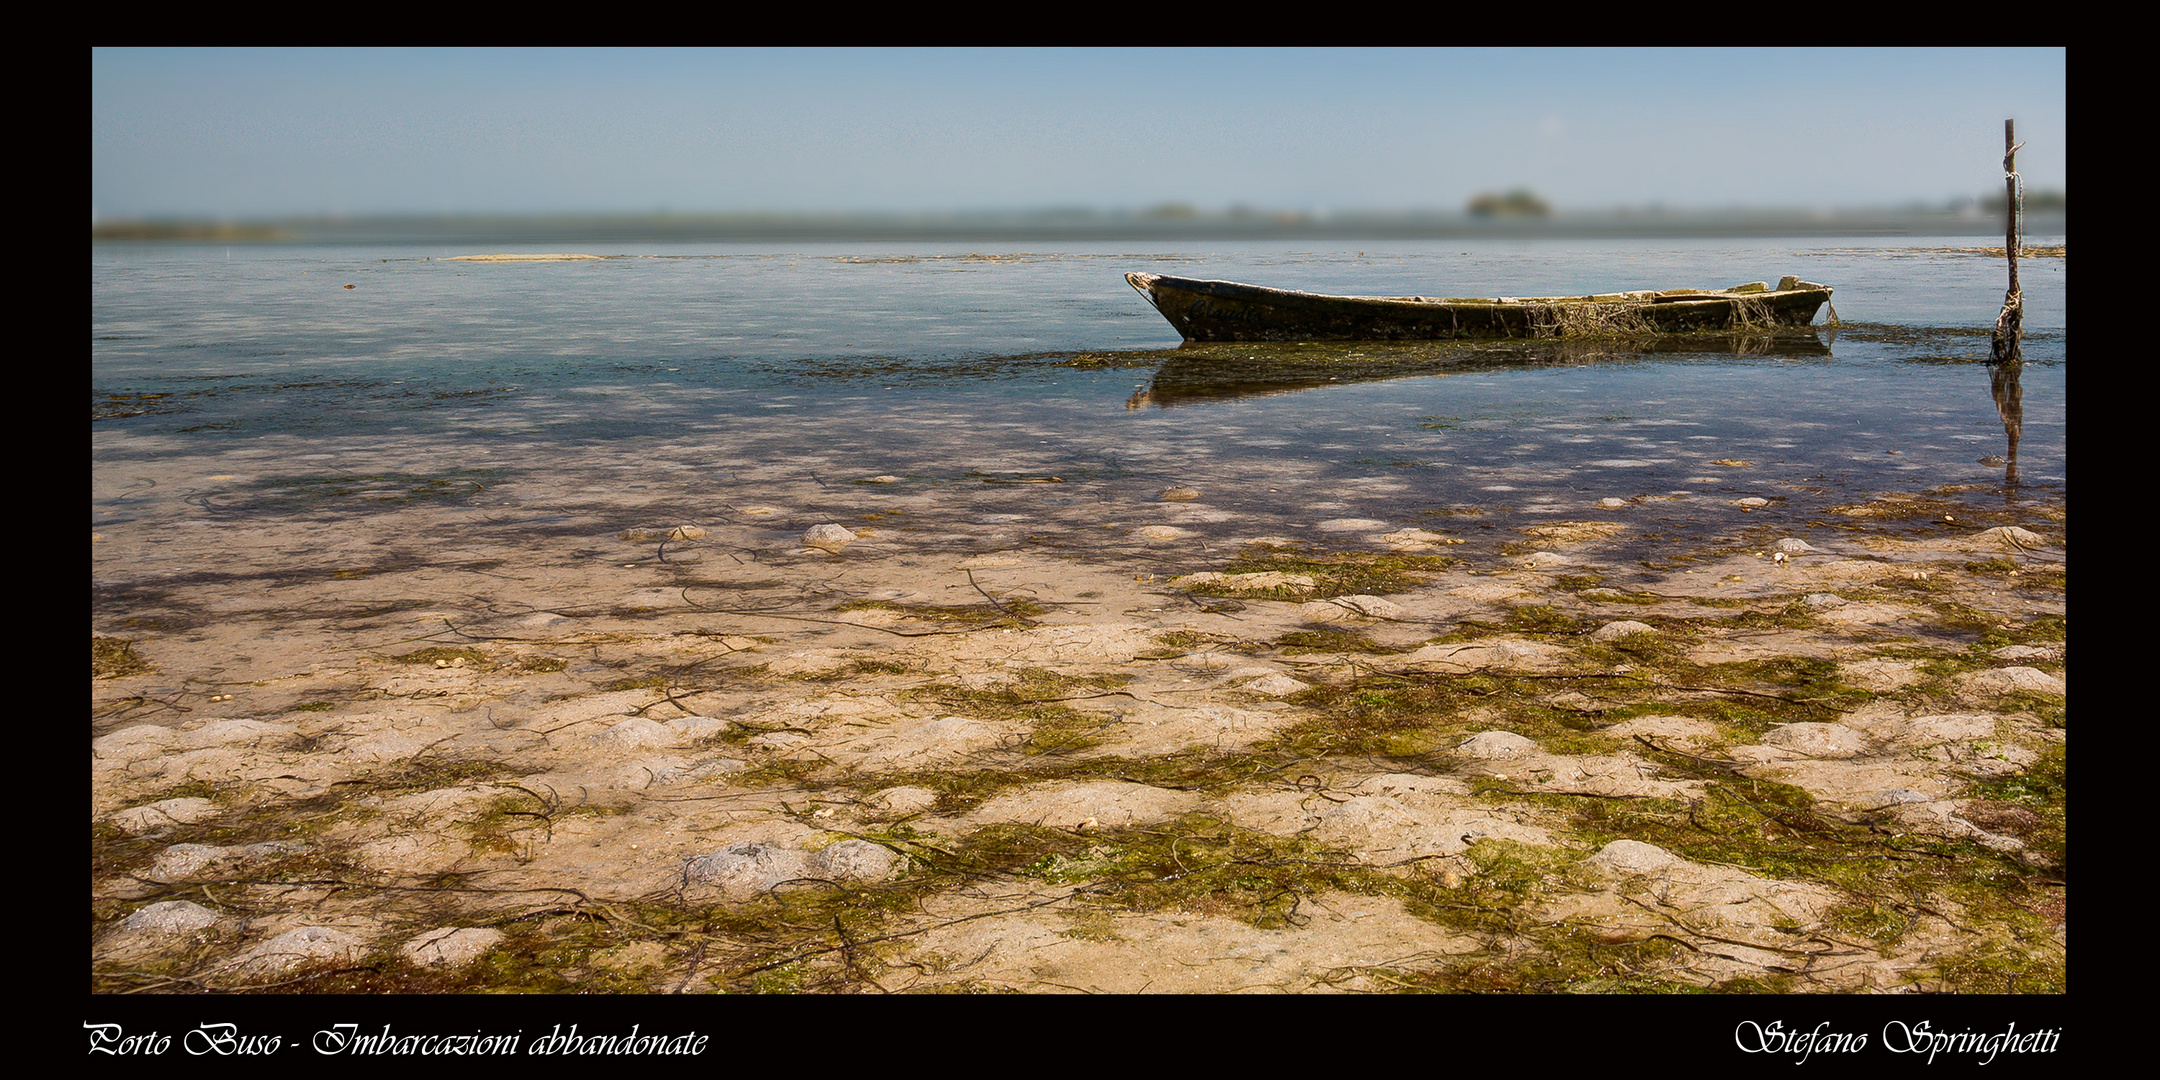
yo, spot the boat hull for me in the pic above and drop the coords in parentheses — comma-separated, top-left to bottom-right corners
(1126, 272, 1832, 342)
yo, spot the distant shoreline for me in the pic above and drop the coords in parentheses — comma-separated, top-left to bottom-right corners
(90, 209, 2067, 246)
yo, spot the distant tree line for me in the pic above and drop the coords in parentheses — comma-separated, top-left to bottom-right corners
(1467, 189, 1552, 218)
(1983, 188, 2066, 213)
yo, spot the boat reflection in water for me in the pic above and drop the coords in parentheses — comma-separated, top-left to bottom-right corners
(1988, 356, 2025, 489)
(1124, 328, 1836, 410)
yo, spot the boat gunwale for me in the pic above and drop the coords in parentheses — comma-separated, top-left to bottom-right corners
(1124, 270, 1834, 342)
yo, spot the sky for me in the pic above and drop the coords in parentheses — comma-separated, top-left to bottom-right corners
(90, 47, 2067, 220)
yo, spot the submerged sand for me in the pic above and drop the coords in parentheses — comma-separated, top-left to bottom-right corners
(91, 449, 2064, 994)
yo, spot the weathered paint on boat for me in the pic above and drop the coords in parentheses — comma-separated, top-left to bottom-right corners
(1126, 272, 1833, 341)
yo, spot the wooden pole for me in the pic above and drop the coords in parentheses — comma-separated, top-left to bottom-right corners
(1991, 119, 2025, 364)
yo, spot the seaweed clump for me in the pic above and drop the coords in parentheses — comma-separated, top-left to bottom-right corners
(93, 636, 153, 678)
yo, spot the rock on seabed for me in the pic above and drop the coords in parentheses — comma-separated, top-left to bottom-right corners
(122, 900, 222, 934)
(801, 523, 858, 552)
(402, 927, 507, 968)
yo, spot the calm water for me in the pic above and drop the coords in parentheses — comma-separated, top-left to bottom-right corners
(91, 236, 2065, 559)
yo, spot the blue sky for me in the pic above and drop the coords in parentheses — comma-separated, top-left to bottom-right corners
(91, 47, 2067, 220)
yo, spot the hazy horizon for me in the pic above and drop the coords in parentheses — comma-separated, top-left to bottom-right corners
(92, 48, 2067, 222)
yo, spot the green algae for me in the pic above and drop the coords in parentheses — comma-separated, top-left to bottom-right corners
(92, 636, 153, 678)
(391, 646, 492, 668)
(834, 597, 1044, 626)
(1187, 546, 1458, 600)
(899, 667, 1129, 756)
(1272, 627, 1404, 655)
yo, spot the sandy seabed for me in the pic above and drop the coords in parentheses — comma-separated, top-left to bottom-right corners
(92, 438, 2065, 994)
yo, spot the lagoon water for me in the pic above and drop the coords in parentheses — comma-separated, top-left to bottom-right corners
(92, 236, 2064, 586)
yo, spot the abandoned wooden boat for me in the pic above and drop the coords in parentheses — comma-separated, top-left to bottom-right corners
(1125, 272, 1833, 342)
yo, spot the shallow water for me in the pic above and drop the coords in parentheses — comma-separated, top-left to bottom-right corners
(93, 236, 2064, 585)
(90, 234, 2070, 1000)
